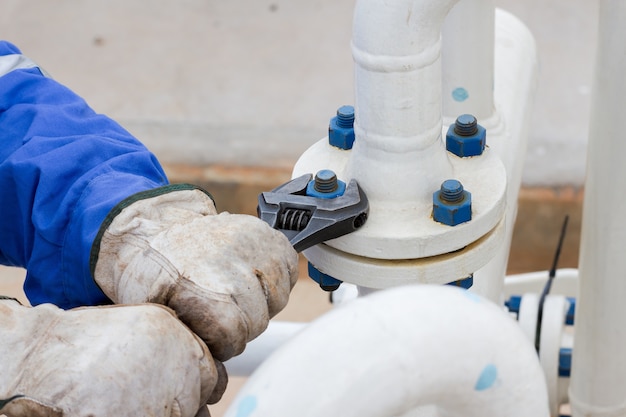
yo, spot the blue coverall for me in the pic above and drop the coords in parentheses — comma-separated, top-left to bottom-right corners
(0, 41, 170, 308)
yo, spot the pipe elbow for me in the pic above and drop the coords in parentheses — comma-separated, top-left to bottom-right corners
(225, 285, 549, 417)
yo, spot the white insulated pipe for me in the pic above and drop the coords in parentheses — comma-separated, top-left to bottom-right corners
(442, 0, 495, 121)
(224, 285, 549, 417)
(469, 9, 538, 302)
(224, 321, 306, 376)
(570, 0, 626, 415)
(347, 0, 459, 205)
(296, 0, 509, 268)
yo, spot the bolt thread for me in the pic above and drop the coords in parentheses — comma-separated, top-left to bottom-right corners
(336, 105, 355, 129)
(314, 170, 339, 193)
(440, 179, 464, 203)
(454, 114, 478, 136)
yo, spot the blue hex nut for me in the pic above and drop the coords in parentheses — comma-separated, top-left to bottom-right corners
(559, 348, 572, 377)
(446, 275, 474, 289)
(433, 179, 472, 226)
(329, 105, 355, 150)
(308, 262, 342, 291)
(446, 114, 486, 157)
(306, 169, 346, 199)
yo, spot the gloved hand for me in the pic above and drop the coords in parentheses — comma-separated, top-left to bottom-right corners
(0, 298, 224, 417)
(92, 185, 299, 361)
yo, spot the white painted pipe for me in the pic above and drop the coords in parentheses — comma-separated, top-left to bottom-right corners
(503, 268, 579, 299)
(295, 0, 509, 279)
(468, 8, 538, 303)
(294, 6, 533, 293)
(570, 0, 626, 415)
(224, 321, 306, 377)
(442, 0, 495, 121)
(224, 285, 549, 417)
(347, 0, 459, 205)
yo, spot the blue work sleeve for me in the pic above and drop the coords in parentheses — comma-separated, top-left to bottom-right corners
(0, 41, 169, 308)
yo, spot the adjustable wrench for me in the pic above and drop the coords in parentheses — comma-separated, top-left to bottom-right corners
(257, 174, 369, 253)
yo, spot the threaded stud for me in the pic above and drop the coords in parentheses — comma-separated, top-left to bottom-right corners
(335, 105, 355, 129)
(314, 170, 339, 193)
(440, 179, 464, 203)
(454, 114, 478, 136)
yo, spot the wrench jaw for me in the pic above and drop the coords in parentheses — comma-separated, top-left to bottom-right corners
(257, 174, 369, 253)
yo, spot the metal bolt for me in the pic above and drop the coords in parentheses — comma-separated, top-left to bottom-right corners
(439, 179, 465, 203)
(308, 262, 342, 292)
(335, 105, 355, 129)
(314, 169, 339, 193)
(433, 179, 472, 226)
(559, 348, 572, 377)
(446, 275, 474, 289)
(329, 105, 356, 150)
(454, 114, 478, 136)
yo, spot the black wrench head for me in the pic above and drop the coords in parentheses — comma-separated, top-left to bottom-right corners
(257, 174, 369, 252)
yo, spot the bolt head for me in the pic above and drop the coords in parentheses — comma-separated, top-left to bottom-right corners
(446, 122, 486, 157)
(433, 189, 472, 226)
(308, 262, 342, 292)
(329, 117, 355, 150)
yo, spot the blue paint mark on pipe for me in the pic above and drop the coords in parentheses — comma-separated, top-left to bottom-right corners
(461, 290, 482, 303)
(475, 364, 498, 391)
(236, 395, 258, 417)
(452, 87, 469, 102)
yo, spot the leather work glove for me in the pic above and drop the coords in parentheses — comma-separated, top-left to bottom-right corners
(92, 185, 299, 361)
(0, 298, 224, 417)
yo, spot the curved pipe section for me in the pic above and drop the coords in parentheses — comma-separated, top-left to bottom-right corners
(224, 321, 306, 377)
(224, 285, 549, 417)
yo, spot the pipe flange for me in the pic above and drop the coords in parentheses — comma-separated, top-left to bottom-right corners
(293, 135, 506, 260)
(302, 217, 505, 288)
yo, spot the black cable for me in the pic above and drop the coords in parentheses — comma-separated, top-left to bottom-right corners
(535, 215, 569, 351)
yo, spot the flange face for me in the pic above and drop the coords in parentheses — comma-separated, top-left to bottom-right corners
(293, 137, 507, 260)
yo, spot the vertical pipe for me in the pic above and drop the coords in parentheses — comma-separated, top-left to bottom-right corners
(570, 1, 626, 415)
(460, 8, 538, 303)
(347, 0, 459, 205)
(442, 0, 495, 121)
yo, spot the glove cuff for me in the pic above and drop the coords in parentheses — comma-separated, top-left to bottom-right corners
(89, 184, 216, 302)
